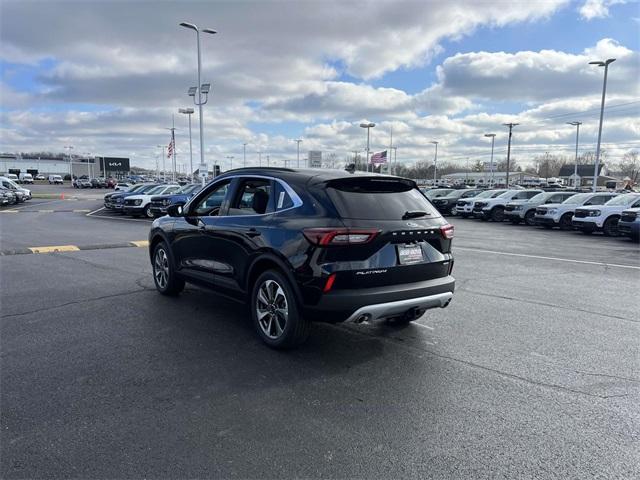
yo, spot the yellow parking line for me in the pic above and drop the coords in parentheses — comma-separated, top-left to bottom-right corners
(129, 240, 149, 247)
(29, 245, 81, 254)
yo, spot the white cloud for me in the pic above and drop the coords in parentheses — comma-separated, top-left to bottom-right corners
(579, 0, 627, 20)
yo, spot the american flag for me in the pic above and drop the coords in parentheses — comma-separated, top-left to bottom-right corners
(370, 150, 388, 164)
(167, 135, 174, 158)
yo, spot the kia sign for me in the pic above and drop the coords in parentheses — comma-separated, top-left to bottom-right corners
(101, 157, 130, 172)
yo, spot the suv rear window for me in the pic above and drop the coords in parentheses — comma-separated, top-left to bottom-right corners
(327, 178, 440, 220)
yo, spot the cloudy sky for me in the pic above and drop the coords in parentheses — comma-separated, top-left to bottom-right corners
(1, 0, 638, 172)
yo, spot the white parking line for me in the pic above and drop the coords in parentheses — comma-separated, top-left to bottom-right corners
(85, 207, 151, 222)
(456, 246, 640, 270)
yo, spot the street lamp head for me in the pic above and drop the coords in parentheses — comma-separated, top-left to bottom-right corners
(187, 86, 197, 96)
(430, 140, 438, 145)
(202, 28, 217, 35)
(484, 133, 496, 138)
(567, 121, 582, 126)
(179, 108, 195, 114)
(359, 122, 375, 128)
(179, 22, 197, 31)
(200, 83, 211, 94)
(502, 123, 519, 127)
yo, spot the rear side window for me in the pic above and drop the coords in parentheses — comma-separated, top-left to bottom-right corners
(274, 182, 294, 211)
(327, 178, 440, 220)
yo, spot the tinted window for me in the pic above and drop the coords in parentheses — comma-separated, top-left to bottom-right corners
(229, 179, 272, 215)
(193, 180, 231, 216)
(327, 179, 440, 220)
(274, 182, 294, 210)
(604, 194, 640, 206)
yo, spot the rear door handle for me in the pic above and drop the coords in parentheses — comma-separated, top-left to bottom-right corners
(246, 228, 261, 238)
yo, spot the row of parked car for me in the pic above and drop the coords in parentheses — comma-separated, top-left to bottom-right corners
(0, 175, 32, 206)
(103, 182, 203, 218)
(424, 187, 640, 241)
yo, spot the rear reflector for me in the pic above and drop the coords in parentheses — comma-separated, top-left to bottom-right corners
(303, 228, 380, 246)
(323, 273, 337, 293)
(440, 224, 454, 239)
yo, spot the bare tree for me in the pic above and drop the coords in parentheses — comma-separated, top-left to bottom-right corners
(617, 150, 640, 185)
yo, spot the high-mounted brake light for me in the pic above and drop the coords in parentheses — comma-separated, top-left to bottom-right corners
(440, 224, 454, 239)
(303, 228, 380, 246)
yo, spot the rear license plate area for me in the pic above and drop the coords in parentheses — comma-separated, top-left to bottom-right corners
(397, 244, 424, 265)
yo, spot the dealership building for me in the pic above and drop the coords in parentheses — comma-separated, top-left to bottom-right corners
(0, 154, 131, 178)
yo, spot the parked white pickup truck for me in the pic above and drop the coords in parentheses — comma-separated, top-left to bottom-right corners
(572, 193, 640, 236)
(534, 192, 618, 230)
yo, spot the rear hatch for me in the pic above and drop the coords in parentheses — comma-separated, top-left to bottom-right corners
(312, 176, 453, 289)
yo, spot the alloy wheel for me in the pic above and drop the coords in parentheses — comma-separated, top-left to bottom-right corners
(154, 248, 169, 289)
(256, 279, 289, 339)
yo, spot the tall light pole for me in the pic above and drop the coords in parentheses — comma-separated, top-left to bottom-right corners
(430, 141, 438, 185)
(391, 146, 398, 175)
(589, 58, 615, 192)
(359, 122, 375, 172)
(567, 122, 582, 188)
(64, 145, 74, 181)
(294, 139, 302, 168)
(179, 108, 194, 179)
(257, 150, 262, 166)
(180, 22, 217, 176)
(226, 155, 234, 170)
(242, 142, 248, 167)
(484, 133, 496, 187)
(502, 123, 519, 187)
(157, 145, 166, 180)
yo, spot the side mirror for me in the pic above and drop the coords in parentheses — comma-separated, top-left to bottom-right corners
(166, 204, 184, 217)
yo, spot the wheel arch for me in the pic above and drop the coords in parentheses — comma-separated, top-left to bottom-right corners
(149, 230, 171, 262)
(245, 253, 302, 301)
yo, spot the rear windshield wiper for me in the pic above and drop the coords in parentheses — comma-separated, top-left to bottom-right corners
(402, 210, 431, 220)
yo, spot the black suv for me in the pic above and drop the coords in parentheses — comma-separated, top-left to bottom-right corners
(148, 168, 455, 348)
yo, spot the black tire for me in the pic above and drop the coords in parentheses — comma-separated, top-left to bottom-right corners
(251, 269, 310, 349)
(491, 207, 505, 222)
(143, 204, 153, 219)
(449, 205, 457, 216)
(152, 241, 185, 296)
(524, 210, 536, 226)
(559, 213, 573, 231)
(602, 216, 620, 237)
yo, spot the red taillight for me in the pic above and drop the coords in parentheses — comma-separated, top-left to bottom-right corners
(303, 228, 380, 246)
(323, 273, 337, 293)
(440, 224, 454, 239)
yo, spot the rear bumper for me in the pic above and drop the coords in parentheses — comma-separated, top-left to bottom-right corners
(308, 275, 455, 322)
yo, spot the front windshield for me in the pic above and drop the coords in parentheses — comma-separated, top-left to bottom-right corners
(604, 194, 639, 206)
(179, 184, 200, 194)
(562, 193, 591, 204)
(425, 189, 454, 200)
(497, 190, 517, 198)
(147, 186, 168, 195)
(528, 193, 547, 202)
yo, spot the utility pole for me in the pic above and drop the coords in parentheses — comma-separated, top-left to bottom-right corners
(157, 145, 166, 180)
(589, 58, 615, 192)
(243, 143, 247, 167)
(388, 127, 393, 175)
(257, 150, 262, 167)
(166, 115, 177, 182)
(64, 145, 74, 181)
(567, 122, 582, 188)
(266, 154, 270, 167)
(295, 139, 302, 168)
(179, 108, 194, 180)
(502, 123, 519, 187)
(360, 122, 375, 172)
(226, 155, 234, 170)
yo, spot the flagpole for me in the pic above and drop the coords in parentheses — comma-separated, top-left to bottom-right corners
(172, 115, 177, 182)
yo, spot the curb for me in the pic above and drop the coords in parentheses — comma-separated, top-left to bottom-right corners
(0, 240, 149, 256)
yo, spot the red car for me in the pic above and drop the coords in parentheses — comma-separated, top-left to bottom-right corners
(106, 177, 117, 188)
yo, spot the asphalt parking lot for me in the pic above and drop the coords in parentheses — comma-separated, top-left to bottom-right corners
(1, 185, 639, 479)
